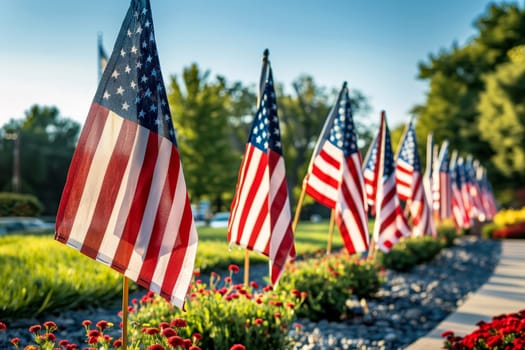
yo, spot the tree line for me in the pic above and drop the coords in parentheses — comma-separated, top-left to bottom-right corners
(1, 2, 524, 215)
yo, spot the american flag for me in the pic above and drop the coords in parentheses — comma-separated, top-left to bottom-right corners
(457, 156, 474, 223)
(227, 63, 295, 287)
(434, 141, 452, 220)
(477, 166, 497, 220)
(422, 133, 434, 210)
(395, 119, 435, 237)
(449, 151, 471, 229)
(467, 157, 486, 221)
(55, 0, 197, 309)
(363, 134, 379, 212)
(371, 112, 410, 252)
(304, 82, 369, 254)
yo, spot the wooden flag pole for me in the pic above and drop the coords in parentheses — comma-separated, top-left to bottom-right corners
(243, 48, 271, 287)
(326, 209, 336, 255)
(244, 250, 250, 287)
(121, 277, 129, 350)
(292, 177, 308, 232)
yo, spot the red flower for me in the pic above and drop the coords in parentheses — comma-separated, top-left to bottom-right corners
(24, 347, 38, 350)
(87, 336, 99, 344)
(189, 346, 202, 350)
(43, 321, 57, 331)
(82, 320, 92, 327)
(224, 277, 232, 283)
(45, 333, 56, 342)
(230, 344, 246, 350)
(441, 330, 454, 338)
(28, 324, 42, 333)
(250, 281, 259, 289)
(88, 329, 100, 337)
(228, 264, 240, 273)
(145, 327, 160, 335)
(96, 320, 109, 331)
(274, 312, 282, 319)
(167, 335, 185, 347)
(184, 339, 193, 348)
(0, 322, 6, 331)
(58, 339, 69, 347)
(161, 327, 177, 338)
(170, 318, 188, 328)
(113, 338, 123, 348)
(147, 345, 166, 350)
(66, 344, 79, 350)
(10, 338, 20, 346)
(192, 332, 203, 342)
(263, 285, 272, 292)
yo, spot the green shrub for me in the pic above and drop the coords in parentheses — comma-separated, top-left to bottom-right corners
(437, 221, 459, 247)
(376, 236, 444, 272)
(129, 266, 303, 350)
(278, 253, 383, 321)
(0, 192, 43, 217)
(481, 222, 501, 239)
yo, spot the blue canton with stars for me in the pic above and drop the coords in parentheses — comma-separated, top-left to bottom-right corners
(248, 69, 283, 155)
(398, 121, 421, 172)
(364, 135, 378, 172)
(328, 85, 359, 157)
(439, 142, 450, 173)
(94, 0, 176, 145)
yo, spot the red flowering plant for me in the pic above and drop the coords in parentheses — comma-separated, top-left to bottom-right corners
(0, 317, 200, 350)
(278, 252, 384, 321)
(128, 265, 306, 350)
(442, 309, 525, 349)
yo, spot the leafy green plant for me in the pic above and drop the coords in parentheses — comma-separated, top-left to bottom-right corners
(129, 266, 303, 350)
(0, 192, 43, 217)
(278, 253, 383, 321)
(376, 236, 444, 272)
(437, 221, 459, 247)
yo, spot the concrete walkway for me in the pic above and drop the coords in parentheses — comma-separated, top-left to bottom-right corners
(406, 239, 525, 349)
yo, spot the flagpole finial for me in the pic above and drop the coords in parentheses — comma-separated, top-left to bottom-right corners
(262, 49, 270, 62)
(342, 81, 348, 89)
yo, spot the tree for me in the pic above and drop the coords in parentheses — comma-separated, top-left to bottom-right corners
(168, 63, 240, 212)
(0, 105, 80, 215)
(478, 52, 525, 200)
(414, 3, 525, 202)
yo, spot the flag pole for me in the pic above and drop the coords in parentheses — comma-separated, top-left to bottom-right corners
(326, 209, 335, 255)
(243, 48, 270, 287)
(292, 177, 308, 232)
(121, 277, 129, 350)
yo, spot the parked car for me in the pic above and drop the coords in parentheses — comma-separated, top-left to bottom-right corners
(209, 212, 230, 228)
(0, 217, 55, 235)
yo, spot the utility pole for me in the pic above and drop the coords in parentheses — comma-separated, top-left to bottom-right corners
(4, 132, 20, 193)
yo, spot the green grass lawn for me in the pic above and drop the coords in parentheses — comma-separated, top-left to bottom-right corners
(0, 220, 345, 318)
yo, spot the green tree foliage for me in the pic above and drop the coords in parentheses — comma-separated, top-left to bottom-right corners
(414, 3, 525, 202)
(168, 63, 241, 212)
(478, 55, 525, 192)
(0, 105, 80, 215)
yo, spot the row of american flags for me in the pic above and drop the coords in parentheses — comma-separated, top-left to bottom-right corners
(54, 0, 498, 310)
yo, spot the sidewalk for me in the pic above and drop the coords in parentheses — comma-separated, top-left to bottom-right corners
(406, 239, 525, 349)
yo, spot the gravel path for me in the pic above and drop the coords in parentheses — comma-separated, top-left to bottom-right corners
(1, 236, 501, 349)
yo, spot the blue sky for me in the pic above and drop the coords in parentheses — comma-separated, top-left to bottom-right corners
(0, 0, 511, 129)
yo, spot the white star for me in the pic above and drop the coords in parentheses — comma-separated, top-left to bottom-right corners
(139, 110, 146, 118)
(103, 91, 111, 100)
(142, 41, 147, 48)
(130, 80, 137, 89)
(136, 61, 143, 69)
(136, 25, 143, 34)
(264, 141, 268, 149)
(145, 19, 151, 28)
(146, 55, 153, 63)
(150, 104, 157, 112)
(256, 136, 262, 144)
(127, 29, 133, 37)
(141, 75, 148, 83)
(151, 68, 157, 77)
(125, 65, 131, 74)
(164, 114, 170, 121)
(131, 45, 138, 54)
(145, 88, 152, 97)
(135, 96, 141, 104)
(111, 70, 120, 79)
(116, 86, 125, 95)
(122, 102, 130, 111)
(142, 7, 148, 15)
(120, 49, 126, 57)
